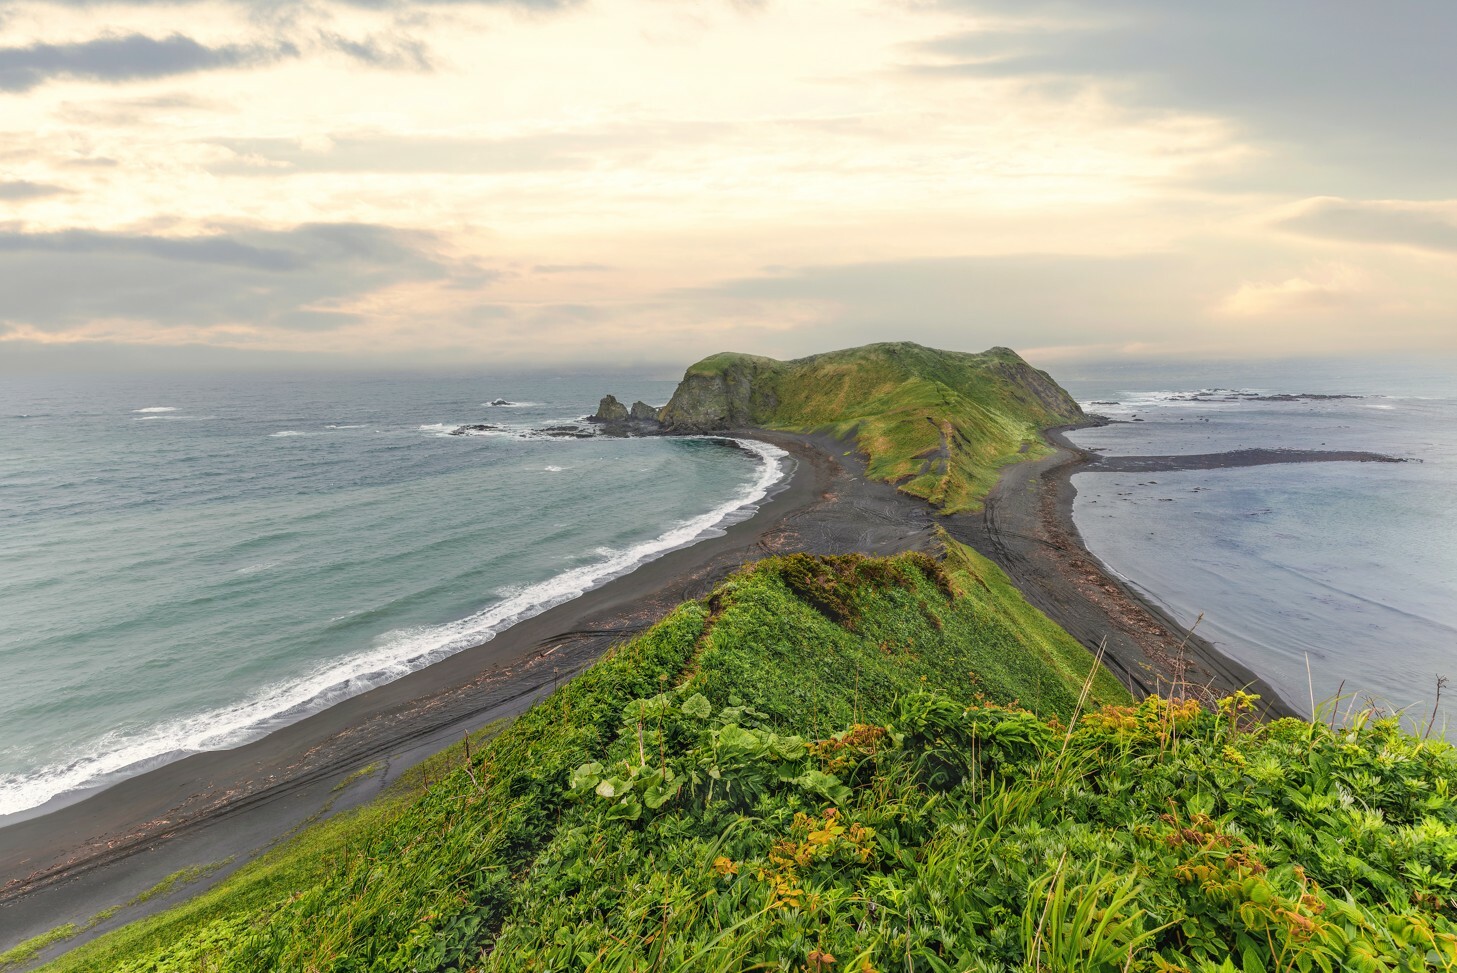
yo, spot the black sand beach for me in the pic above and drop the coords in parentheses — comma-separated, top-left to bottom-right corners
(1, 424, 1307, 956)
(944, 427, 1301, 718)
(0, 432, 931, 952)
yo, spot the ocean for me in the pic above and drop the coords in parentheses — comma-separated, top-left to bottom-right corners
(4, 359, 1454, 822)
(1061, 360, 1457, 730)
(0, 372, 786, 820)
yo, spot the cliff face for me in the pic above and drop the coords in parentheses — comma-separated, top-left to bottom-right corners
(980, 348, 1086, 424)
(656, 353, 786, 432)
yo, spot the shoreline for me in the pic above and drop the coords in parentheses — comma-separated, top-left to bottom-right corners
(0, 421, 1305, 956)
(0, 431, 936, 955)
(944, 424, 1298, 718)
(1, 433, 790, 830)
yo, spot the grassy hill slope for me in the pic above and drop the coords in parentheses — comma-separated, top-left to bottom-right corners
(30, 542, 1457, 972)
(658, 343, 1086, 513)
(29, 541, 1126, 973)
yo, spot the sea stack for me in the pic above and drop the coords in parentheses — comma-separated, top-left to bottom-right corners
(592, 394, 630, 422)
(588, 394, 663, 435)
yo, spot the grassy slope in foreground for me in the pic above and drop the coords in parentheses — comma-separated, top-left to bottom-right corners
(36, 542, 1124, 972)
(37, 543, 1457, 972)
(658, 342, 1086, 513)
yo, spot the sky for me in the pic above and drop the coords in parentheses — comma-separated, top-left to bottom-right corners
(2, 0, 1455, 372)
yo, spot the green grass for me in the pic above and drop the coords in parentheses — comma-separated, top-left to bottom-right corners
(0, 860, 237, 971)
(32, 722, 509, 973)
(331, 760, 383, 793)
(35, 543, 1122, 972)
(663, 342, 1086, 513)
(35, 542, 1457, 972)
(0, 926, 79, 972)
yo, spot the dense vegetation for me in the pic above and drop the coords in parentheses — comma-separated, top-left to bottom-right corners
(658, 343, 1086, 512)
(34, 542, 1457, 972)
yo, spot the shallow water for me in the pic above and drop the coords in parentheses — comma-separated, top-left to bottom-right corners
(0, 372, 784, 818)
(1062, 362, 1457, 729)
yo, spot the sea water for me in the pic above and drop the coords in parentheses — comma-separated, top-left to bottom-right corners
(0, 372, 786, 819)
(1061, 360, 1457, 729)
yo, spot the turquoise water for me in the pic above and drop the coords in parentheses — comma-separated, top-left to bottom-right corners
(1061, 362, 1457, 728)
(0, 373, 785, 819)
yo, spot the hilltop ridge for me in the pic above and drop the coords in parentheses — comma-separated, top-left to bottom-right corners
(653, 342, 1085, 513)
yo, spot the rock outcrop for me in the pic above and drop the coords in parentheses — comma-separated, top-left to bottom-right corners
(656, 354, 785, 432)
(449, 423, 503, 436)
(586, 395, 663, 436)
(592, 395, 630, 423)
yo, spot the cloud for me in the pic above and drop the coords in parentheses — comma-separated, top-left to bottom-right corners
(26, 0, 579, 8)
(1217, 264, 1371, 318)
(687, 253, 1202, 351)
(319, 31, 432, 71)
(910, 2, 1457, 193)
(0, 34, 297, 93)
(0, 222, 465, 332)
(208, 124, 717, 174)
(0, 180, 67, 200)
(532, 263, 614, 274)
(1277, 198, 1457, 254)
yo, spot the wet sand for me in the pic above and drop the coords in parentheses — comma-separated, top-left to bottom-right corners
(1, 422, 1312, 957)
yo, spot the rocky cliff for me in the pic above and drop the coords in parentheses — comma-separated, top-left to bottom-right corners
(655, 353, 787, 432)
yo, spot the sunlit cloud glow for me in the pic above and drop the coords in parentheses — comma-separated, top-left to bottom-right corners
(1, 0, 1453, 371)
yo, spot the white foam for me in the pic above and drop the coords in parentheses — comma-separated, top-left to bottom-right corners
(270, 430, 306, 437)
(131, 414, 213, 422)
(0, 437, 790, 819)
(325, 424, 367, 430)
(483, 401, 538, 408)
(132, 406, 178, 413)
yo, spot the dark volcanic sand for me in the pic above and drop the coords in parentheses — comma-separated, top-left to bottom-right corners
(2, 424, 1317, 958)
(943, 428, 1300, 717)
(1089, 447, 1405, 474)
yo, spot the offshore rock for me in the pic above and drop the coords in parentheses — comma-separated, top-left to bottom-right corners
(591, 395, 630, 423)
(586, 395, 663, 436)
(540, 424, 596, 438)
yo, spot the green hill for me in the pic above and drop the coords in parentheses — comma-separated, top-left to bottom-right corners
(31, 541, 1457, 973)
(658, 343, 1085, 513)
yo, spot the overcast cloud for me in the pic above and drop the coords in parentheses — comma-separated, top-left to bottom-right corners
(914, 1, 1457, 196)
(0, 34, 297, 92)
(0, 0, 1453, 370)
(0, 223, 460, 332)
